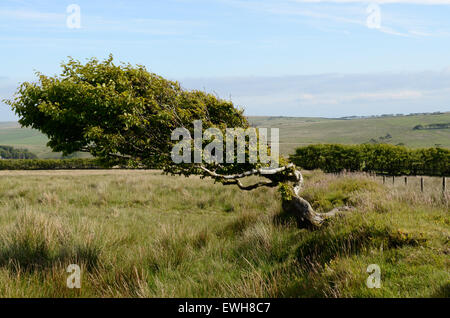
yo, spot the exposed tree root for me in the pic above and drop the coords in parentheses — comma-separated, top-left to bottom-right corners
(282, 195, 351, 229)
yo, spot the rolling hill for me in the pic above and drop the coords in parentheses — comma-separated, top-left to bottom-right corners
(0, 112, 449, 158)
(249, 112, 450, 155)
(0, 122, 90, 159)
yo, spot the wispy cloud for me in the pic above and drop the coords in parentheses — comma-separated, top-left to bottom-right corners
(84, 16, 205, 35)
(0, 7, 205, 36)
(0, 8, 65, 29)
(0, 8, 64, 21)
(222, 0, 450, 37)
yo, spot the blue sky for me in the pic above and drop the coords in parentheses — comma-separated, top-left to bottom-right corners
(1, 0, 450, 120)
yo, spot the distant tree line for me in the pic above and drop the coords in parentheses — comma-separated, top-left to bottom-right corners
(413, 123, 450, 130)
(0, 158, 162, 170)
(0, 158, 104, 170)
(339, 111, 446, 120)
(290, 144, 449, 176)
(0, 145, 37, 159)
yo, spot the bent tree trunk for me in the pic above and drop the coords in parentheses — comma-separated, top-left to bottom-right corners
(200, 164, 350, 229)
(282, 167, 351, 229)
(282, 194, 350, 229)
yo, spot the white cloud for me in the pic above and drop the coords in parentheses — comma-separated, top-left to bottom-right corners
(297, 90, 423, 104)
(180, 71, 450, 117)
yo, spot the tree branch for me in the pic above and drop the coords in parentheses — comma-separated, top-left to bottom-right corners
(199, 163, 296, 180)
(199, 163, 299, 191)
(293, 169, 304, 196)
(222, 179, 278, 191)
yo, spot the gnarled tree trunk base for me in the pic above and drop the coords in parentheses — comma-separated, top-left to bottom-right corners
(282, 195, 351, 229)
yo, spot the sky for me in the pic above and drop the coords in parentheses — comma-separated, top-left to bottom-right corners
(1, 0, 450, 120)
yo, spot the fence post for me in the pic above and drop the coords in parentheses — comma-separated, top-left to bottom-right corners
(383, 176, 385, 184)
(392, 176, 395, 185)
(420, 177, 424, 193)
(404, 176, 408, 185)
(444, 177, 447, 193)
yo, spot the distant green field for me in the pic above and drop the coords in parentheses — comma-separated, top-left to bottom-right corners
(0, 122, 90, 159)
(0, 112, 449, 158)
(249, 112, 450, 155)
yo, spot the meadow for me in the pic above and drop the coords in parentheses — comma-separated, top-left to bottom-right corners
(0, 169, 448, 297)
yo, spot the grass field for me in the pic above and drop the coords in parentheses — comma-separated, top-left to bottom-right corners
(0, 122, 53, 158)
(0, 169, 448, 297)
(0, 122, 90, 159)
(250, 112, 450, 154)
(1, 112, 449, 158)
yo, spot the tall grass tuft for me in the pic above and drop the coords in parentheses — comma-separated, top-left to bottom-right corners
(0, 211, 102, 273)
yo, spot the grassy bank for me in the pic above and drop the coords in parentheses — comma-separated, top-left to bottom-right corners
(0, 170, 448, 297)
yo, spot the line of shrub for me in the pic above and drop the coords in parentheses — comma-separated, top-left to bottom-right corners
(290, 144, 449, 176)
(0, 158, 106, 170)
(0, 145, 37, 159)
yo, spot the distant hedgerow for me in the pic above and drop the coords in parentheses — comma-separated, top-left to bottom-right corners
(0, 158, 104, 170)
(0, 145, 37, 159)
(290, 144, 449, 176)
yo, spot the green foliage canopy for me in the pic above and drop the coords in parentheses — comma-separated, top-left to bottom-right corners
(5, 56, 253, 175)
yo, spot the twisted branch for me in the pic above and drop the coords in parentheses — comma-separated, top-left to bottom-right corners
(222, 179, 278, 191)
(199, 163, 296, 179)
(199, 163, 299, 191)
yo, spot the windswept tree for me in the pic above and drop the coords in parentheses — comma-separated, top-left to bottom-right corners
(5, 55, 350, 229)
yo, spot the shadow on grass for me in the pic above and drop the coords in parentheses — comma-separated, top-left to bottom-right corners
(263, 224, 428, 297)
(296, 225, 426, 270)
(273, 207, 302, 228)
(0, 213, 101, 273)
(217, 212, 260, 237)
(0, 242, 101, 273)
(431, 282, 450, 298)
